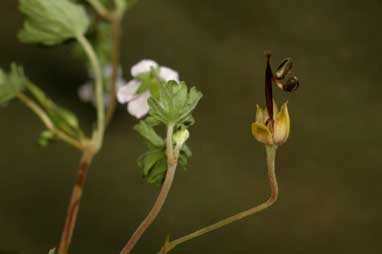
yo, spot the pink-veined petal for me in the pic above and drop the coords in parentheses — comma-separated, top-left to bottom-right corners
(127, 91, 151, 119)
(117, 80, 141, 104)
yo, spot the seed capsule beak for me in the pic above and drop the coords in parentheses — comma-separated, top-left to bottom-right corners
(275, 57, 293, 80)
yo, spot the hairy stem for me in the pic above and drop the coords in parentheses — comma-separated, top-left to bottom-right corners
(120, 125, 178, 254)
(164, 145, 278, 252)
(58, 149, 95, 254)
(16, 93, 84, 150)
(77, 34, 105, 151)
(106, 16, 122, 125)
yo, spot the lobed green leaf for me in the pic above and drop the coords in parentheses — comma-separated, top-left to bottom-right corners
(0, 63, 27, 105)
(18, 0, 90, 45)
(134, 120, 164, 147)
(148, 81, 202, 125)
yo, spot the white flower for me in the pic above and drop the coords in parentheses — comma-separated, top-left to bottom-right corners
(131, 59, 158, 77)
(78, 65, 125, 106)
(159, 66, 179, 82)
(117, 59, 180, 119)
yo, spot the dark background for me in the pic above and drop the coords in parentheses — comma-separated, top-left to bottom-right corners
(1, 0, 382, 253)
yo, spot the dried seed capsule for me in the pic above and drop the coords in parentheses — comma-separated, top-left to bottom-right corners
(275, 58, 293, 79)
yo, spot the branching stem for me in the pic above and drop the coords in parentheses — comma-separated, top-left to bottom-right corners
(16, 93, 84, 150)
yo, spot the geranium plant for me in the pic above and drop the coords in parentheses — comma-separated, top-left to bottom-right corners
(0, 1, 299, 254)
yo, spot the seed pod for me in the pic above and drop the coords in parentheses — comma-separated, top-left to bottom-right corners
(284, 76, 299, 92)
(275, 58, 293, 79)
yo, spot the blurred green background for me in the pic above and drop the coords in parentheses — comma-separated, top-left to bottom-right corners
(1, 0, 382, 253)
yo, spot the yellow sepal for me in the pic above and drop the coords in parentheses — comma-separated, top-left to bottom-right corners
(273, 102, 290, 145)
(251, 122, 273, 145)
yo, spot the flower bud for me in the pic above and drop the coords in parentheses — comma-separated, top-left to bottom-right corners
(173, 129, 190, 148)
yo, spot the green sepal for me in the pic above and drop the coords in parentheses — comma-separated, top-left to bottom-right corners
(0, 63, 27, 105)
(148, 81, 202, 125)
(18, 0, 90, 45)
(135, 71, 161, 97)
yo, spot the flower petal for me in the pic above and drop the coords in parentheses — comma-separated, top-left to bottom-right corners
(131, 59, 158, 77)
(78, 83, 94, 103)
(159, 66, 179, 82)
(127, 91, 151, 119)
(273, 102, 290, 145)
(251, 122, 273, 145)
(117, 80, 141, 104)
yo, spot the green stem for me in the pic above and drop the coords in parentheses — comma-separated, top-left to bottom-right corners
(164, 145, 278, 253)
(76, 34, 105, 151)
(120, 125, 178, 254)
(106, 15, 122, 125)
(16, 93, 84, 150)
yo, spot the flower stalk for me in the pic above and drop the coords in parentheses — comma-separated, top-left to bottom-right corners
(162, 145, 278, 253)
(120, 124, 179, 254)
(76, 34, 105, 151)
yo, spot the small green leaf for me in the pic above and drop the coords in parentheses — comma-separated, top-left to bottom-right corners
(0, 63, 27, 105)
(18, 0, 90, 45)
(147, 157, 167, 186)
(139, 149, 164, 176)
(148, 81, 202, 125)
(137, 146, 166, 186)
(134, 120, 164, 147)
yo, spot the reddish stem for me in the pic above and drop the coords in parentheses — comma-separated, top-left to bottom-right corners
(58, 150, 94, 254)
